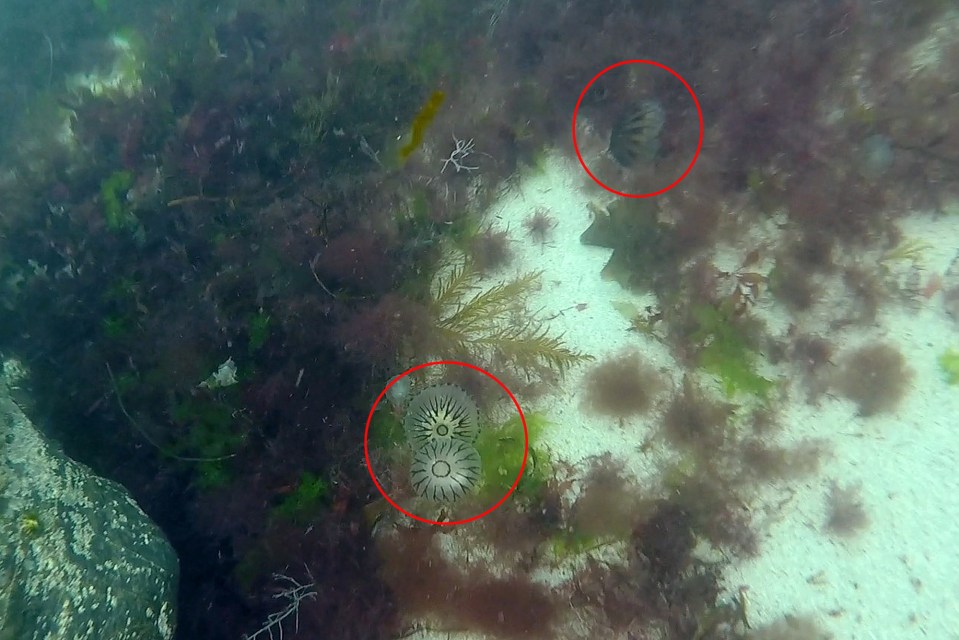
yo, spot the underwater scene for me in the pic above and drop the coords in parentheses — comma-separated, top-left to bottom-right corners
(1, 0, 958, 638)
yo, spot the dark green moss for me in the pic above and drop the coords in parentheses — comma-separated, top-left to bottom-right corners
(168, 393, 249, 487)
(273, 471, 330, 524)
(368, 410, 406, 451)
(247, 310, 271, 353)
(99, 170, 137, 231)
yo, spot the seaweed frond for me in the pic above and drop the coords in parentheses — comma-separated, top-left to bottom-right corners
(880, 238, 932, 267)
(473, 412, 552, 501)
(429, 255, 591, 378)
(431, 257, 478, 312)
(441, 271, 539, 336)
(690, 302, 774, 398)
(937, 348, 959, 385)
(474, 320, 585, 376)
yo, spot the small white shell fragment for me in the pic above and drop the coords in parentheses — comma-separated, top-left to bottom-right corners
(199, 357, 238, 390)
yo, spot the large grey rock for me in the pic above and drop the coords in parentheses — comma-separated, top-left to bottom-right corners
(0, 361, 178, 640)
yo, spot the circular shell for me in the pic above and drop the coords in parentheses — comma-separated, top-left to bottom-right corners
(410, 440, 482, 502)
(403, 384, 480, 449)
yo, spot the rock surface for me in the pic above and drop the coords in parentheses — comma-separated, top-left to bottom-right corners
(0, 361, 177, 640)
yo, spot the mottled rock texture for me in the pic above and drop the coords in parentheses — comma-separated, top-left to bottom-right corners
(0, 365, 177, 640)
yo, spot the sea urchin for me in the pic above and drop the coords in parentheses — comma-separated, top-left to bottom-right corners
(410, 439, 482, 502)
(403, 384, 480, 449)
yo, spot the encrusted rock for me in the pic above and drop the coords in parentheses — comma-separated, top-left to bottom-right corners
(0, 364, 178, 640)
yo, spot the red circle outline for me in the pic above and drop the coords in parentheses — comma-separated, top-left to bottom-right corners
(364, 360, 529, 526)
(572, 59, 704, 198)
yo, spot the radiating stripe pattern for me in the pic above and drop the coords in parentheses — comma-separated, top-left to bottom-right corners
(401, 383, 484, 502)
(409, 439, 483, 502)
(403, 383, 480, 449)
(607, 99, 666, 168)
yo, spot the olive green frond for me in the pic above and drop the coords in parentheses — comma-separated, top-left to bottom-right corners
(472, 321, 585, 376)
(440, 271, 540, 335)
(431, 257, 477, 312)
(880, 238, 932, 267)
(429, 255, 591, 378)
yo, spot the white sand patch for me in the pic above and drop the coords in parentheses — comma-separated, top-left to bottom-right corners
(409, 152, 959, 639)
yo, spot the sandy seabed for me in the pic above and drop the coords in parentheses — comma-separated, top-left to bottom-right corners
(410, 151, 959, 640)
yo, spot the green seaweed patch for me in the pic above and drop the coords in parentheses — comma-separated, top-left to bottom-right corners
(18, 510, 43, 539)
(170, 394, 247, 487)
(193, 461, 232, 491)
(549, 530, 605, 559)
(100, 170, 139, 232)
(474, 412, 551, 502)
(938, 348, 959, 385)
(660, 454, 699, 493)
(690, 303, 774, 398)
(369, 410, 406, 451)
(99, 277, 148, 344)
(273, 471, 330, 524)
(104, 275, 144, 305)
(101, 314, 134, 340)
(247, 310, 271, 353)
(233, 546, 269, 593)
(292, 72, 340, 153)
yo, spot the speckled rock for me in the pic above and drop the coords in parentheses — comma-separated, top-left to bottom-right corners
(0, 365, 177, 640)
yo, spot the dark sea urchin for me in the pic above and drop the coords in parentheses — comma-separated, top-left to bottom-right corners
(608, 99, 665, 167)
(410, 439, 482, 502)
(403, 384, 480, 449)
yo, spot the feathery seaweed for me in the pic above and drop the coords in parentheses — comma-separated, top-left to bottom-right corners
(429, 256, 590, 378)
(431, 257, 479, 313)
